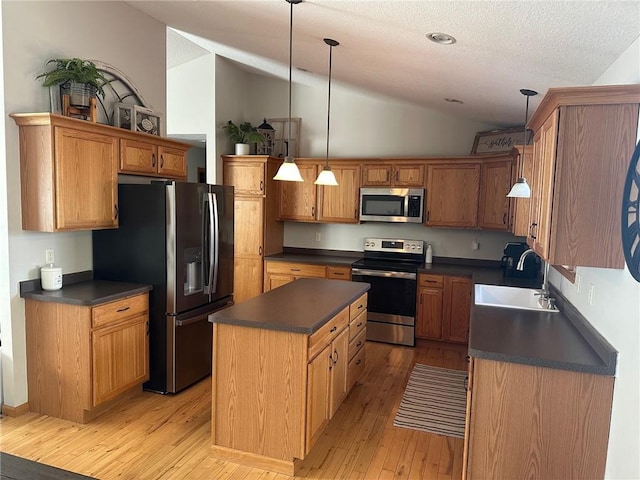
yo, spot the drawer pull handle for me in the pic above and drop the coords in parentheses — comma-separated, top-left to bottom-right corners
(356, 341, 362, 348)
(117, 306, 131, 313)
(357, 304, 363, 309)
(356, 322, 363, 328)
(329, 326, 337, 333)
(291, 268, 301, 272)
(355, 359, 362, 365)
(334, 272, 345, 276)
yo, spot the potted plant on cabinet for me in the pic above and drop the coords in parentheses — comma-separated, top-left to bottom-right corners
(36, 58, 107, 108)
(222, 120, 265, 155)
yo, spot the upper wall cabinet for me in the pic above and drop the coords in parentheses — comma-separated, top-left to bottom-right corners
(526, 85, 640, 268)
(361, 162, 425, 187)
(11, 113, 190, 232)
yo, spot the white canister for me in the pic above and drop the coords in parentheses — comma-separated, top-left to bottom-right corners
(41, 264, 63, 291)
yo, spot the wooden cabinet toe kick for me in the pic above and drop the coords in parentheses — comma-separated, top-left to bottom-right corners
(210, 445, 300, 476)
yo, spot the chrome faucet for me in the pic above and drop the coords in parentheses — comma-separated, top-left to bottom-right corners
(517, 249, 556, 310)
(516, 248, 535, 270)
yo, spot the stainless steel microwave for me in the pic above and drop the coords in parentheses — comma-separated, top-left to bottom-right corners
(359, 187, 424, 223)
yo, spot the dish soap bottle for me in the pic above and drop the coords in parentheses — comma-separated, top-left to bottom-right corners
(426, 244, 433, 264)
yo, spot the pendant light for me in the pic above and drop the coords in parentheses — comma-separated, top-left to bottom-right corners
(315, 38, 339, 186)
(274, 0, 304, 182)
(507, 88, 538, 198)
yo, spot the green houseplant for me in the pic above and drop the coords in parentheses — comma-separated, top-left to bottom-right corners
(222, 120, 265, 155)
(36, 58, 108, 107)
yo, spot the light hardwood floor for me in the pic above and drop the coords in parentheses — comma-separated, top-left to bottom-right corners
(0, 341, 467, 480)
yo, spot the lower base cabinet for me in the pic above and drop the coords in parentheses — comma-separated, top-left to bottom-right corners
(264, 260, 352, 292)
(463, 358, 614, 479)
(25, 293, 150, 423)
(416, 274, 471, 343)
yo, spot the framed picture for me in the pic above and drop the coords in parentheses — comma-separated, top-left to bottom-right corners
(114, 103, 134, 130)
(133, 105, 163, 136)
(470, 127, 530, 155)
(267, 117, 301, 158)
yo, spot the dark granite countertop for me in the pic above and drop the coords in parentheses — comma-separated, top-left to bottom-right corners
(20, 271, 152, 306)
(209, 278, 370, 334)
(265, 250, 362, 267)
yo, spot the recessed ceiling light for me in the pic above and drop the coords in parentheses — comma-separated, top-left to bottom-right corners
(445, 98, 464, 104)
(426, 32, 456, 45)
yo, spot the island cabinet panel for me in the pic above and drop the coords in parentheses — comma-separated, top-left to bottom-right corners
(210, 282, 369, 475)
(25, 293, 150, 424)
(464, 358, 614, 480)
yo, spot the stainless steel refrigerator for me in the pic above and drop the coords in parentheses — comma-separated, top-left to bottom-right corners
(93, 181, 234, 393)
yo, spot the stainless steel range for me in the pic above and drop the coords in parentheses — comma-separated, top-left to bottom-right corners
(351, 237, 424, 346)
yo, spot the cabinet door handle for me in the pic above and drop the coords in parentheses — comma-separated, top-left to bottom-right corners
(152, 154, 156, 168)
(116, 306, 131, 313)
(464, 376, 469, 391)
(259, 246, 263, 256)
(329, 355, 333, 371)
(146, 321, 149, 336)
(333, 349, 339, 363)
(426, 210, 430, 222)
(394, 170, 399, 181)
(311, 206, 316, 217)
(329, 326, 337, 333)
(259, 180, 264, 191)
(114, 205, 119, 220)
(356, 341, 362, 348)
(354, 208, 358, 219)
(356, 322, 363, 328)
(503, 213, 507, 225)
(355, 359, 362, 365)
(160, 155, 164, 168)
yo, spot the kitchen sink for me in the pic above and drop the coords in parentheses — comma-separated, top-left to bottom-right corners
(474, 284, 559, 312)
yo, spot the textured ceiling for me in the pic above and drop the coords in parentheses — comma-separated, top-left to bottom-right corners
(131, 0, 640, 127)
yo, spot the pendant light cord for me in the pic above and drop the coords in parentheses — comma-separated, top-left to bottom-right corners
(325, 43, 333, 166)
(287, 0, 293, 160)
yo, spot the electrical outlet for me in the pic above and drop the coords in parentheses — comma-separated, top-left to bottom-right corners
(588, 283, 595, 305)
(472, 240, 479, 251)
(45, 248, 55, 265)
(315, 232, 321, 242)
(575, 273, 581, 293)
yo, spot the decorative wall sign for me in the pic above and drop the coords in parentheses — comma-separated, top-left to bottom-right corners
(621, 140, 640, 282)
(471, 127, 531, 155)
(267, 117, 301, 158)
(133, 105, 162, 136)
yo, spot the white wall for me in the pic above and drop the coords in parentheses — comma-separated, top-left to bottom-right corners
(1, 1, 167, 408)
(167, 53, 215, 181)
(548, 36, 640, 480)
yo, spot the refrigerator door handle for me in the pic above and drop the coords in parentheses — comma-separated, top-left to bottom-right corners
(206, 192, 219, 295)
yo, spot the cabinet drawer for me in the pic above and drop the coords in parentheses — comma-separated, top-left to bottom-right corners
(419, 274, 444, 288)
(92, 294, 148, 329)
(349, 327, 366, 361)
(326, 266, 351, 280)
(308, 307, 349, 360)
(347, 345, 366, 389)
(349, 293, 368, 320)
(265, 261, 326, 278)
(349, 309, 367, 341)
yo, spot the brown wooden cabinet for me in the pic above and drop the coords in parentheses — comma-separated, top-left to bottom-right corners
(264, 260, 353, 292)
(119, 139, 187, 178)
(463, 357, 614, 479)
(510, 145, 533, 237)
(415, 274, 471, 343)
(526, 85, 640, 268)
(25, 292, 150, 423)
(223, 155, 284, 303)
(211, 291, 367, 474)
(278, 160, 360, 224)
(361, 162, 425, 187)
(11, 113, 190, 232)
(478, 158, 513, 230)
(426, 163, 480, 228)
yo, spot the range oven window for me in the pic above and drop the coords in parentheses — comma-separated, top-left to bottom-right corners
(351, 271, 416, 319)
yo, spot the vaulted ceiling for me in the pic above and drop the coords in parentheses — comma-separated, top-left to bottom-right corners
(129, 1, 640, 127)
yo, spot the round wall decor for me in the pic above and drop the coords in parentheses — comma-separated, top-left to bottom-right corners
(621, 140, 640, 282)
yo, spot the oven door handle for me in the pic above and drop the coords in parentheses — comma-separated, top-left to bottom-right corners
(351, 268, 416, 280)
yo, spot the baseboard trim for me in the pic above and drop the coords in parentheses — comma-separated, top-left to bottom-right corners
(2, 402, 30, 417)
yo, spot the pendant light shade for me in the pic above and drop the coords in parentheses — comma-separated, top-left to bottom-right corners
(507, 88, 538, 198)
(315, 38, 339, 186)
(274, 0, 304, 182)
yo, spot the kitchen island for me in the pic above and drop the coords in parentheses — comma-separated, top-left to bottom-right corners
(208, 278, 370, 475)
